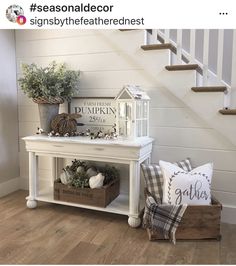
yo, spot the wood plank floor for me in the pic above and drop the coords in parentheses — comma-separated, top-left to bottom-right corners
(0, 190, 235, 264)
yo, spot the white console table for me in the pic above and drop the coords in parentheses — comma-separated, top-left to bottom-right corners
(23, 135, 153, 227)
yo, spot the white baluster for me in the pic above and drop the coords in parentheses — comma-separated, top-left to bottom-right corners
(177, 30, 182, 64)
(143, 30, 148, 45)
(152, 29, 158, 44)
(164, 29, 170, 43)
(230, 30, 236, 108)
(217, 30, 224, 83)
(190, 30, 196, 63)
(217, 30, 229, 109)
(203, 29, 210, 86)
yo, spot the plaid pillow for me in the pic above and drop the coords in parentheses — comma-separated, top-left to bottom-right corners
(141, 158, 193, 203)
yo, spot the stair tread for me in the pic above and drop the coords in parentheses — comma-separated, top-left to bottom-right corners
(165, 64, 199, 71)
(119, 29, 137, 31)
(141, 43, 173, 51)
(192, 86, 227, 92)
(219, 109, 236, 115)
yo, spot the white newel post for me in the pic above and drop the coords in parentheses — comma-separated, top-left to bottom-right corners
(27, 152, 38, 208)
(128, 160, 141, 227)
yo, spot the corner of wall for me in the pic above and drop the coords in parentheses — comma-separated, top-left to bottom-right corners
(0, 177, 20, 197)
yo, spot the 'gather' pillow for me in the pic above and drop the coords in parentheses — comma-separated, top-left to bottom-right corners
(159, 160, 213, 205)
(141, 158, 193, 203)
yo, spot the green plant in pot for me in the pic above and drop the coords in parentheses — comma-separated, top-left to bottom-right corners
(19, 61, 80, 133)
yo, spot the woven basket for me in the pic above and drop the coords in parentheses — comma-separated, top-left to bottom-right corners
(33, 97, 64, 104)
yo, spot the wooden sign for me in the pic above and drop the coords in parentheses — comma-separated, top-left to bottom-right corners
(69, 97, 116, 133)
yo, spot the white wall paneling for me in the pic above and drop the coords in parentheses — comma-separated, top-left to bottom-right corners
(152, 145, 236, 172)
(149, 107, 210, 128)
(150, 127, 236, 150)
(15, 29, 98, 41)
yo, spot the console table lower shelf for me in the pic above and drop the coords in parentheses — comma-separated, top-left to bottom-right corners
(30, 188, 135, 215)
(27, 188, 145, 226)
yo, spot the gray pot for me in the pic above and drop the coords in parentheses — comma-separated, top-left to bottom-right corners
(38, 103, 60, 133)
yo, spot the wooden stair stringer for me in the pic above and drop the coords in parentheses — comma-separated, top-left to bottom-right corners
(100, 30, 236, 146)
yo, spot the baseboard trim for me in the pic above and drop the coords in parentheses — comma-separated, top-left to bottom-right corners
(19, 176, 29, 190)
(0, 177, 20, 197)
(19, 176, 52, 190)
(221, 205, 236, 224)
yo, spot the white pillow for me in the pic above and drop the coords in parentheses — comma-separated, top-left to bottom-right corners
(159, 160, 213, 205)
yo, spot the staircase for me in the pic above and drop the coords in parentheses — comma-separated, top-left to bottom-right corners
(102, 29, 236, 146)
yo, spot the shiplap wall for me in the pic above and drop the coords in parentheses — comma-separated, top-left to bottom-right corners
(15, 29, 236, 223)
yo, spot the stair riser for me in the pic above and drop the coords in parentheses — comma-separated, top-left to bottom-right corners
(137, 49, 171, 74)
(159, 70, 197, 97)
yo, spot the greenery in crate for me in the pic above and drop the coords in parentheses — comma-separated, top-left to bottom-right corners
(101, 165, 120, 185)
(67, 159, 86, 174)
(56, 160, 119, 189)
(71, 171, 90, 188)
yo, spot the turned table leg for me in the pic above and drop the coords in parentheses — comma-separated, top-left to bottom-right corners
(26, 152, 38, 208)
(128, 160, 141, 227)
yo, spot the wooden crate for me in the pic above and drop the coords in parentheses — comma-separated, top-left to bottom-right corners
(54, 179, 120, 208)
(147, 196, 222, 241)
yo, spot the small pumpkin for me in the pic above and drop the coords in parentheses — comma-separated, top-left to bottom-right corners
(60, 168, 72, 185)
(51, 113, 82, 135)
(86, 167, 97, 178)
(89, 173, 105, 189)
(76, 166, 85, 175)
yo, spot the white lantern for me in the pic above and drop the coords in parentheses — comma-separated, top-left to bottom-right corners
(115, 85, 150, 139)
